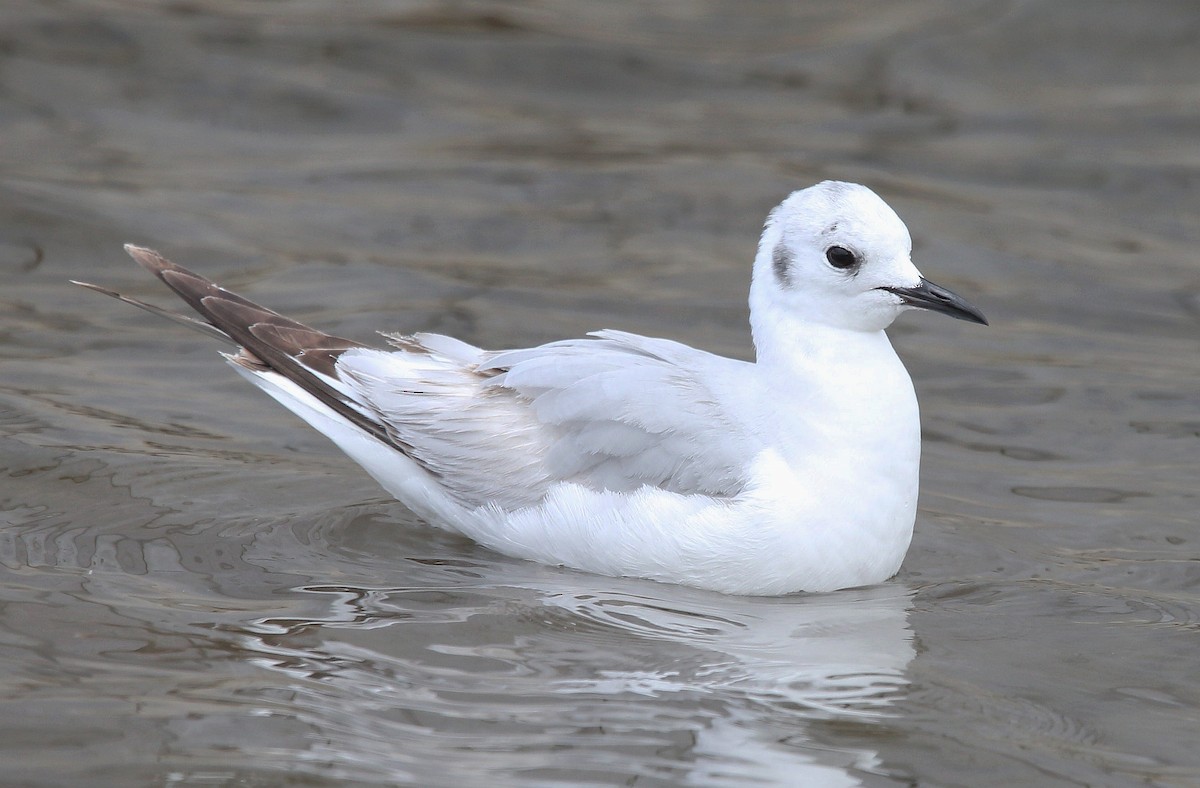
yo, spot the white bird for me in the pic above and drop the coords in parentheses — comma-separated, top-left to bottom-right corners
(74, 181, 986, 595)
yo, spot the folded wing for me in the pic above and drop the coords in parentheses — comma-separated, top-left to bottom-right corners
(82, 247, 763, 513)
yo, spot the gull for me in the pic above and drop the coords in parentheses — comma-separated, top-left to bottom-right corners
(74, 181, 986, 595)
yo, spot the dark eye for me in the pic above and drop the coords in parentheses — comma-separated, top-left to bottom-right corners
(825, 245, 858, 270)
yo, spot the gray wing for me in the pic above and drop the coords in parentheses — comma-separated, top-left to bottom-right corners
(486, 330, 761, 498)
(337, 329, 763, 509)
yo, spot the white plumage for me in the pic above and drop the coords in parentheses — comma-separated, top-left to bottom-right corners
(76, 181, 986, 595)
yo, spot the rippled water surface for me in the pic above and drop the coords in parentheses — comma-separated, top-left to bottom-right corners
(3, 2, 1199, 785)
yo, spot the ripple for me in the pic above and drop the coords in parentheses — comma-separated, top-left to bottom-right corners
(1130, 420, 1200, 438)
(1010, 485, 1149, 503)
(923, 428, 1063, 461)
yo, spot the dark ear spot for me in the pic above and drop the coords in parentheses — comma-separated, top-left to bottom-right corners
(772, 243, 793, 287)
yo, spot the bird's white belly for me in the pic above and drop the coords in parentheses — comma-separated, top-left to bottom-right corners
(447, 431, 918, 596)
(731, 442, 919, 593)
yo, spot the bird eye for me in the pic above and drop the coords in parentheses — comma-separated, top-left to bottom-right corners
(825, 245, 858, 270)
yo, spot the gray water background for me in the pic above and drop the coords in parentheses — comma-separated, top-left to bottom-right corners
(2, 1, 1199, 785)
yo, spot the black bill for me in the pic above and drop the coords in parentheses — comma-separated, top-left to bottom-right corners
(881, 277, 988, 325)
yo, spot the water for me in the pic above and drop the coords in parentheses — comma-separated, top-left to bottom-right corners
(2, 1, 1199, 785)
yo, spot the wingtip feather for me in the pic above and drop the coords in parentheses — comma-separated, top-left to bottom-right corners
(70, 279, 115, 295)
(123, 243, 171, 275)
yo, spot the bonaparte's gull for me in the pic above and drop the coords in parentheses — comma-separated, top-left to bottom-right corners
(75, 181, 986, 595)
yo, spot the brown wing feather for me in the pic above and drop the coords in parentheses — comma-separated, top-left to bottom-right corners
(119, 245, 396, 447)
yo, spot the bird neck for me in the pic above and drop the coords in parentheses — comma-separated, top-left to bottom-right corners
(751, 307, 899, 372)
(748, 305, 920, 505)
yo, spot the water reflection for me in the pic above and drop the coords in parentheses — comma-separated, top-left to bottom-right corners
(228, 570, 913, 785)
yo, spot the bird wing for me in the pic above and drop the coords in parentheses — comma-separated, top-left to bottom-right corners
(489, 330, 763, 499)
(80, 247, 763, 513)
(337, 329, 763, 509)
